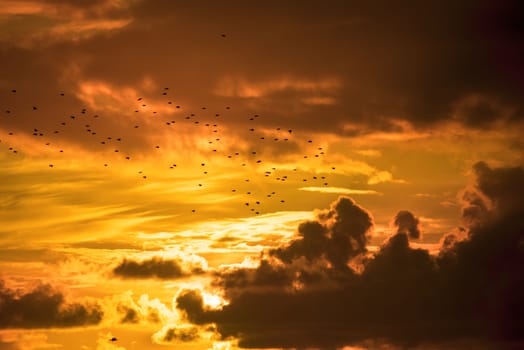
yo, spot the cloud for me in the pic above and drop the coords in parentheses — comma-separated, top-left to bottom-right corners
(354, 149, 382, 157)
(113, 256, 205, 279)
(470, 160, 524, 219)
(175, 162, 524, 348)
(109, 292, 174, 327)
(0, 0, 132, 47)
(2, 0, 522, 162)
(175, 289, 211, 325)
(299, 186, 382, 195)
(458, 160, 524, 230)
(214, 76, 340, 98)
(0, 280, 103, 329)
(367, 170, 407, 185)
(117, 304, 139, 324)
(152, 325, 200, 344)
(270, 196, 373, 270)
(392, 210, 421, 239)
(0, 331, 61, 350)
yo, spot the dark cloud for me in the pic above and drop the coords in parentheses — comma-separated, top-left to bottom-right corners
(158, 326, 200, 343)
(456, 98, 500, 127)
(1, 0, 523, 159)
(176, 289, 211, 325)
(471, 161, 524, 218)
(117, 305, 139, 324)
(113, 257, 203, 279)
(271, 196, 373, 270)
(176, 162, 524, 348)
(214, 197, 373, 298)
(0, 280, 103, 329)
(460, 188, 491, 228)
(393, 210, 421, 239)
(115, 0, 524, 131)
(459, 160, 524, 228)
(436, 161, 524, 342)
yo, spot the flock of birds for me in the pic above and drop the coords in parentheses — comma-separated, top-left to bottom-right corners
(1, 85, 337, 216)
(1, 33, 346, 349)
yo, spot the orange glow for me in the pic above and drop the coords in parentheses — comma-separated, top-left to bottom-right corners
(1, 2, 522, 349)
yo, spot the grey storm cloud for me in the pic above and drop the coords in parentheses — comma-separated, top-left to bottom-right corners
(113, 257, 203, 279)
(0, 281, 103, 329)
(176, 162, 524, 349)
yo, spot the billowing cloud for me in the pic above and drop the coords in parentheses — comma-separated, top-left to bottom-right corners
(0, 280, 103, 329)
(153, 325, 200, 343)
(110, 292, 174, 327)
(175, 162, 524, 348)
(470, 161, 523, 219)
(113, 256, 205, 279)
(270, 196, 373, 270)
(392, 210, 421, 239)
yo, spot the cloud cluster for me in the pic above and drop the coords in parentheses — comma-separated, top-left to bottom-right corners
(113, 256, 206, 279)
(152, 324, 200, 344)
(175, 162, 524, 348)
(271, 196, 373, 270)
(1, 0, 523, 158)
(392, 210, 421, 239)
(0, 280, 103, 329)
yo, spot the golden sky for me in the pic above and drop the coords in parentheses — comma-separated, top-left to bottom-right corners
(1, 1, 523, 349)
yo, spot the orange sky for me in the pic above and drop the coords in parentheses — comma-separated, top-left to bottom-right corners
(1, 1, 523, 349)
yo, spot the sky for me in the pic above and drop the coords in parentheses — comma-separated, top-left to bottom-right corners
(0, 1, 523, 349)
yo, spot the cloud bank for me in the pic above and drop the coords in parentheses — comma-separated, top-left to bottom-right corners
(113, 256, 205, 279)
(175, 162, 524, 348)
(0, 281, 103, 329)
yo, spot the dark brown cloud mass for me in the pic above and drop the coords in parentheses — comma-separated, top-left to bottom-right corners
(1, 0, 523, 155)
(393, 210, 421, 239)
(175, 162, 523, 349)
(113, 256, 204, 279)
(157, 325, 200, 343)
(271, 197, 373, 270)
(0, 280, 103, 329)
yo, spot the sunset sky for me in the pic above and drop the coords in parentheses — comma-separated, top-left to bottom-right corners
(1, 1, 523, 349)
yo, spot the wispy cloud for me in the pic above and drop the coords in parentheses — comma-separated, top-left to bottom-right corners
(214, 76, 340, 98)
(299, 186, 382, 195)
